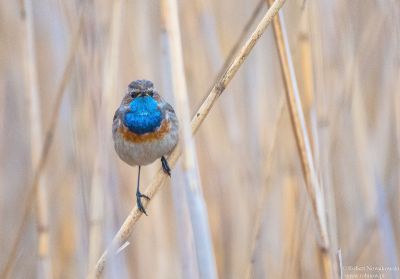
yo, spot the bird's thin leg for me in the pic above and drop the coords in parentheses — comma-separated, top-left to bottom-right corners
(136, 166, 150, 215)
(161, 156, 171, 176)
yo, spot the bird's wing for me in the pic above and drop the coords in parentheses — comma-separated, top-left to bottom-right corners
(112, 108, 122, 135)
(163, 102, 176, 114)
(113, 108, 120, 121)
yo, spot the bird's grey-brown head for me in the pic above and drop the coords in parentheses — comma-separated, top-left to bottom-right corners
(128, 80, 154, 96)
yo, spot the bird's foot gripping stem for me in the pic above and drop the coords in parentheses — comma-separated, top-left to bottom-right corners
(161, 156, 171, 176)
(136, 191, 150, 215)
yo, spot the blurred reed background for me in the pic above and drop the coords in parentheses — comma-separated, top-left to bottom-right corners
(0, 0, 399, 278)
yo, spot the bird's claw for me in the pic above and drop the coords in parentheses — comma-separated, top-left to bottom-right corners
(136, 192, 150, 215)
(161, 156, 171, 176)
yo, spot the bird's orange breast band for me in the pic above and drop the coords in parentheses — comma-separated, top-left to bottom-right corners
(118, 119, 170, 143)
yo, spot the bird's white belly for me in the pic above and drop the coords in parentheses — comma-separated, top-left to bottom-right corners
(113, 127, 178, 166)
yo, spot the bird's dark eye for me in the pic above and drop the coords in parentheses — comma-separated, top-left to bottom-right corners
(130, 92, 139, 98)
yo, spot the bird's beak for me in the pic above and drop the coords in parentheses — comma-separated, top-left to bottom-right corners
(138, 92, 150, 97)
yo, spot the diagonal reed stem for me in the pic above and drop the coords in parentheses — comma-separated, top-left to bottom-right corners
(266, 0, 329, 248)
(265, 0, 334, 278)
(87, 0, 287, 277)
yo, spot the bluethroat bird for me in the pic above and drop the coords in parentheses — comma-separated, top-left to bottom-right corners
(112, 80, 179, 215)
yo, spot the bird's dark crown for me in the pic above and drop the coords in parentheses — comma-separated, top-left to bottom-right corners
(128, 80, 154, 94)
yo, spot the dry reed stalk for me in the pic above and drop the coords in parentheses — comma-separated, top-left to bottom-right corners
(195, 0, 267, 177)
(88, 0, 124, 270)
(265, 0, 334, 278)
(161, 0, 209, 278)
(195, 0, 265, 146)
(193, 0, 223, 70)
(208, 0, 266, 92)
(160, 5, 199, 278)
(0, 80, 4, 142)
(162, 0, 218, 277)
(300, 5, 339, 278)
(396, 80, 400, 157)
(161, 1, 264, 276)
(0, 15, 84, 279)
(375, 182, 399, 274)
(88, 158, 105, 269)
(298, 6, 317, 157)
(193, 0, 264, 74)
(327, 15, 387, 267)
(244, 97, 284, 279)
(348, 26, 384, 220)
(348, 33, 399, 270)
(21, 0, 51, 278)
(289, 191, 310, 278)
(88, 1, 287, 277)
(346, 176, 399, 264)
(346, 34, 398, 266)
(193, 2, 266, 274)
(337, 249, 343, 279)
(347, 218, 377, 264)
(350, 71, 380, 259)
(280, 172, 300, 279)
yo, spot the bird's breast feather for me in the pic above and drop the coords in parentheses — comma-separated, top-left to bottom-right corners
(118, 119, 171, 143)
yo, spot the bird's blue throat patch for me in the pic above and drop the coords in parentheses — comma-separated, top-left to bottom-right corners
(123, 96, 162, 134)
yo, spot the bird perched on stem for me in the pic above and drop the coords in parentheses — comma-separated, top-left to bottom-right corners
(112, 80, 179, 215)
